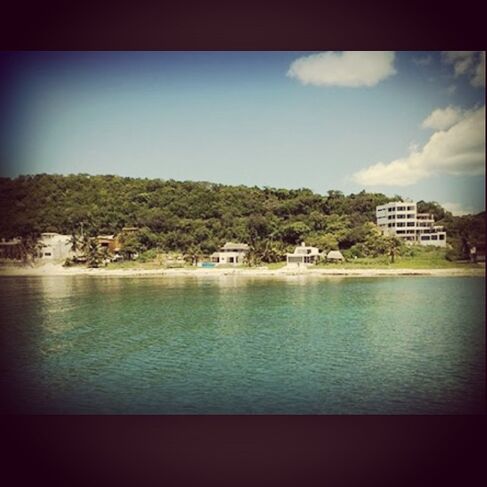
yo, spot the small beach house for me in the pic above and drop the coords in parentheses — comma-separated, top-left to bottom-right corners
(286, 242, 321, 265)
(96, 235, 121, 253)
(211, 242, 249, 265)
(39, 233, 72, 261)
(326, 250, 344, 262)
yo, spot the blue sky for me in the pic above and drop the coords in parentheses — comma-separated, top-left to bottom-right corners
(0, 51, 484, 214)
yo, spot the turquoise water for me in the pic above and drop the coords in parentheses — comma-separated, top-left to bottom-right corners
(0, 275, 484, 414)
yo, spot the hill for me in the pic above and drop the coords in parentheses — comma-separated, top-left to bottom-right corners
(0, 174, 484, 260)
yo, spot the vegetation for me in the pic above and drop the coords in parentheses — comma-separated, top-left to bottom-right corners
(0, 174, 484, 265)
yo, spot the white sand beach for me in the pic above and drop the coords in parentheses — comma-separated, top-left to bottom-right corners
(0, 263, 484, 278)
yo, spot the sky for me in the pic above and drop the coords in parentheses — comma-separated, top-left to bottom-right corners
(0, 51, 484, 215)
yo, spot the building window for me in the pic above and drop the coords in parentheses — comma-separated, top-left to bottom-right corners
(421, 236, 430, 240)
(407, 206, 415, 211)
(439, 234, 445, 240)
(407, 222, 415, 227)
(398, 206, 405, 211)
(431, 235, 438, 240)
(44, 252, 52, 256)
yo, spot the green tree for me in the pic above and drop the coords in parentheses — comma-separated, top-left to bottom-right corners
(86, 238, 103, 268)
(385, 235, 402, 263)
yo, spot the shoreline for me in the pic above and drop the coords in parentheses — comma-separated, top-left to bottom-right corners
(0, 263, 484, 278)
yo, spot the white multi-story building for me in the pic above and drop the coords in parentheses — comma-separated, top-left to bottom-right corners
(376, 201, 446, 247)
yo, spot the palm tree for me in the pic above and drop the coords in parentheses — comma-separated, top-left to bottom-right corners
(69, 231, 80, 253)
(385, 236, 402, 264)
(244, 245, 261, 267)
(19, 234, 43, 265)
(86, 238, 102, 268)
(184, 245, 201, 266)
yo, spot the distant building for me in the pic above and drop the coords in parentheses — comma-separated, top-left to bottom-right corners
(326, 250, 344, 261)
(96, 235, 121, 253)
(39, 233, 73, 261)
(286, 242, 321, 265)
(211, 242, 249, 265)
(376, 201, 446, 247)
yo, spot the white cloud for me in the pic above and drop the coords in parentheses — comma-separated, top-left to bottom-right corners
(471, 51, 485, 87)
(442, 202, 476, 216)
(421, 106, 464, 130)
(442, 51, 476, 76)
(441, 51, 485, 87)
(287, 51, 396, 87)
(352, 105, 485, 186)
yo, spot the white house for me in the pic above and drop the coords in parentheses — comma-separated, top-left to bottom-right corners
(376, 201, 447, 247)
(211, 242, 249, 265)
(286, 242, 321, 265)
(39, 233, 73, 261)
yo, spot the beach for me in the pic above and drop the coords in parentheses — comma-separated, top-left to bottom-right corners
(0, 262, 484, 278)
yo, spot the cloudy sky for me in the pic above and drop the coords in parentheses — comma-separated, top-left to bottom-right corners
(0, 51, 484, 215)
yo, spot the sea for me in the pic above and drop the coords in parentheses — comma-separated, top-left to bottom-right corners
(0, 275, 484, 414)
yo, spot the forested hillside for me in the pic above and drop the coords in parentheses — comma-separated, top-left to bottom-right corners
(0, 174, 484, 259)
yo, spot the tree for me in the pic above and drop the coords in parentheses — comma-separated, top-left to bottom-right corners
(19, 234, 43, 265)
(184, 244, 202, 266)
(278, 222, 311, 245)
(385, 236, 402, 264)
(119, 232, 140, 260)
(244, 245, 261, 267)
(86, 238, 103, 268)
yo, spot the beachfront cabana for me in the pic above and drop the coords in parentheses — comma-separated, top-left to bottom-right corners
(326, 250, 344, 262)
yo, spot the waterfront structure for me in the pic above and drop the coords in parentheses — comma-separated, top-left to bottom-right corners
(96, 235, 121, 253)
(326, 250, 344, 261)
(376, 201, 446, 247)
(39, 233, 73, 261)
(211, 242, 249, 265)
(286, 242, 321, 265)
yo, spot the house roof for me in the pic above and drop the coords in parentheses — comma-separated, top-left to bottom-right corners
(221, 242, 249, 250)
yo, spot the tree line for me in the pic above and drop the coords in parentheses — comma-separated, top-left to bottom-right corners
(0, 174, 484, 262)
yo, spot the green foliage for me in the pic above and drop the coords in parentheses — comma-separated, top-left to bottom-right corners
(417, 200, 449, 222)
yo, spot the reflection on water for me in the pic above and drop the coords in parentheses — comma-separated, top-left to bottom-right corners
(0, 275, 484, 414)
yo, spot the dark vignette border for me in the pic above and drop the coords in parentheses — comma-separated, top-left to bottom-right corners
(1, 1, 485, 486)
